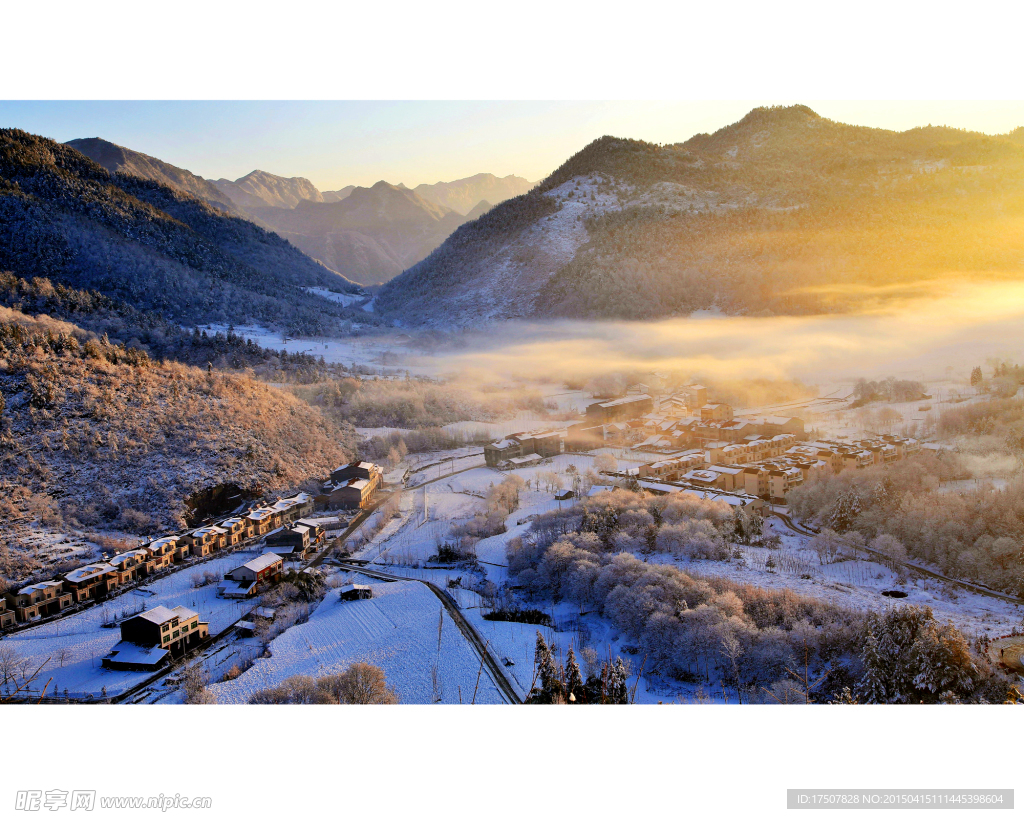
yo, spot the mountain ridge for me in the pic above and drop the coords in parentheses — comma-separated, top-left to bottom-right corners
(377, 105, 1024, 327)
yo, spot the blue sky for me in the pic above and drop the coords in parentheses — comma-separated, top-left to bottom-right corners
(3, 100, 1023, 190)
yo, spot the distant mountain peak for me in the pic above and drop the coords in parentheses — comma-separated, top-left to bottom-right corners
(66, 136, 240, 215)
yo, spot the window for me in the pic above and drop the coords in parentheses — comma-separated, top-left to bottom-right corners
(172, 630, 180, 639)
(163, 635, 169, 643)
(161, 623, 169, 632)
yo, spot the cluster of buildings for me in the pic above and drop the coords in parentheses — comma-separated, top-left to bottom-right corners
(482, 385, 923, 505)
(631, 433, 921, 503)
(1, 493, 315, 627)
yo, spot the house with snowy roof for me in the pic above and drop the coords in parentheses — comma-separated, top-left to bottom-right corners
(63, 562, 119, 603)
(264, 523, 316, 560)
(330, 463, 382, 494)
(107, 550, 149, 583)
(102, 605, 209, 670)
(5, 580, 73, 622)
(246, 507, 276, 538)
(219, 553, 284, 598)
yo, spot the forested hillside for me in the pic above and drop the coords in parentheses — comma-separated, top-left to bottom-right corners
(66, 137, 241, 215)
(0, 272, 343, 382)
(0, 306, 356, 577)
(0, 130, 368, 335)
(378, 105, 1024, 326)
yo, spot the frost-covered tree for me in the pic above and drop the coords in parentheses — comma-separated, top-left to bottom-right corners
(534, 632, 557, 695)
(565, 648, 583, 702)
(828, 490, 861, 533)
(609, 657, 629, 704)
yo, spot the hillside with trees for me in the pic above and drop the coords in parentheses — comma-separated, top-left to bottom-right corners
(0, 272, 347, 382)
(512, 489, 1011, 703)
(0, 306, 357, 578)
(0, 129, 367, 335)
(378, 105, 1024, 326)
(66, 137, 242, 216)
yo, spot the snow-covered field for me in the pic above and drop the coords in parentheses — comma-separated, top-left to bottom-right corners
(210, 575, 507, 704)
(1, 549, 262, 699)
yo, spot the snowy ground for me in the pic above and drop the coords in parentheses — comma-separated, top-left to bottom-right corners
(658, 518, 1024, 642)
(209, 574, 507, 704)
(200, 324, 441, 377)
(0, 548, 263, 699)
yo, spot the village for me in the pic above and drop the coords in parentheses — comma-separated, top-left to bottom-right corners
(0, 377, 1016, 705)
(484, 384, 923, 509)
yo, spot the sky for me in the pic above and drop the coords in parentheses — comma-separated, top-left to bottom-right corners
(3, 101, 1024, 191)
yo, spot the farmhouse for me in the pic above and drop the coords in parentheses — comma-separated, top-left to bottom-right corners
(107, 550, 148, 583)
(246, 507, 276, 538)
(182, 526, 226, 556)
(325, 477, 376, 510)
(271, 493, 316, 524)
(102, 605, 209, 670)
(142, 536, 179, 572)
(339, 583, 373, 601)
(219, 553, 284, 598)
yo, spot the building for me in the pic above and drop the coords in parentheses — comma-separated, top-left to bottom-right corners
(218, 517, 247, 547)
(5, 580, 73, 622)
(325, 477, 375, 509)
(484, 438, 522, 466)
(219, 553, 284, 598)
(246, 508, 276, 538)
(142, 537, 179, 573)
(485, 429, 567, 466)
(182, 526, 225, 557)
(0, 598, 16, 629)
(102, 605, 209, 670)
(264, 524, 315, 560)
(63, 562, 119, 603)
(700, 403, 735, 423)
(107, 550, 148, 584)
(270, 493, 316, 524)
(339, 583, 373, 601)
(585, 394, 654, 424)
(330, 463, 382, 493)
(294, 519, 326, 547)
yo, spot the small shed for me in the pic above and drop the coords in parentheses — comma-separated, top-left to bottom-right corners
(339, 583, 372, 601)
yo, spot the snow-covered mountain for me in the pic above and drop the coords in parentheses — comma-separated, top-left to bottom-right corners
(377, 105, 1024, 327)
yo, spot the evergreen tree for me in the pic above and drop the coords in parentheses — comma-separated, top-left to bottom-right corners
(970, 366, 983, 387)
(609, 657, 629, 704)
(828, 490, 861, 533)
(534, 632, 557, 696)
(565, 648, 583, 703)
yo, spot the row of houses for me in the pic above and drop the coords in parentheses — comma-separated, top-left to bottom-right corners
(1, 493, 315, 626)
